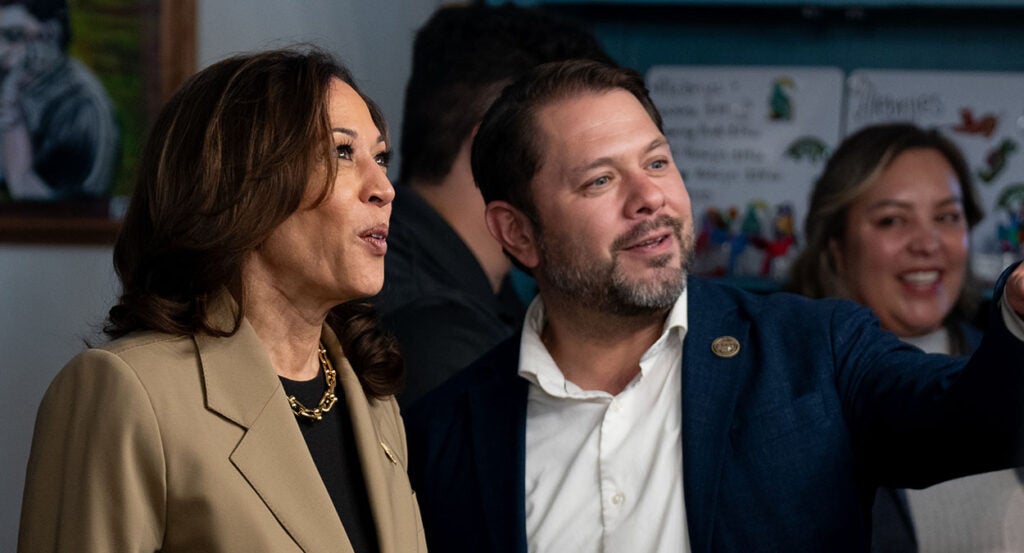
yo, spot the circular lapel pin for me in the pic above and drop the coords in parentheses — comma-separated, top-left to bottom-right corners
(711, 336, 740, 358)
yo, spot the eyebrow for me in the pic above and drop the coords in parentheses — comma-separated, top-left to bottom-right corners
(332, 127, 386, 144)
(866, 196, 963, 211)
(568, 138, 669, 176)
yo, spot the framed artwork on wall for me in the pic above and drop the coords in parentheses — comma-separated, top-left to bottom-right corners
(0, 0, 195, 244)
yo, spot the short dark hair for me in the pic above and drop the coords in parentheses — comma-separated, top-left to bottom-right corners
(472, 59, 662, 225)
(786, 122, 983, 354)
(106, 47, 401, 397)
(398, 4, 612, 185)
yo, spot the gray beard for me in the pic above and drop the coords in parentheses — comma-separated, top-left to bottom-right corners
(537, 214, 692, 317)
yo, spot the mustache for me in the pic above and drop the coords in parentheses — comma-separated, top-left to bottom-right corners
(611, 215, 683, 250)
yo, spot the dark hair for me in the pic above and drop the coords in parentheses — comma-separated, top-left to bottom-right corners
(472, 59, 661, 226)
(106, 47, 401, 397)
(2, 0, 71, 51)
(399, 4, 612, 185)
(786, 122, 983, 353)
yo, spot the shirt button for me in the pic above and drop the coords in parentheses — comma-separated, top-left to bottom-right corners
(611, 492, 625, 505)
(610, 400, 622, 413)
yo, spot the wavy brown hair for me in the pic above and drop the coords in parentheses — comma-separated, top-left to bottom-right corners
(786, 123, 983, 354)
(105, 47, 402, 397)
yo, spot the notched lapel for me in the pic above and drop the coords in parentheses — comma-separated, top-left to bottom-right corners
(194, 302, 352, 553)
(681, 280, 752, 553)
(195, 294, 279, 428)
(231, 395, 354, 553)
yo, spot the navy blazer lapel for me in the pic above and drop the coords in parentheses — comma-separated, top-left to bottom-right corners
(468, 338, 529, 553)
(681, 279, 751, 553)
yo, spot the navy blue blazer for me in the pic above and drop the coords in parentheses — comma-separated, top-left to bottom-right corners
(405, 276, 1024, 553)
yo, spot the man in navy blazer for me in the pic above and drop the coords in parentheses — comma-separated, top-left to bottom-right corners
(404, 60, 1024, 553)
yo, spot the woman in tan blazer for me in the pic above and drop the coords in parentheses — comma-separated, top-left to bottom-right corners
(18, 48, 426, 553)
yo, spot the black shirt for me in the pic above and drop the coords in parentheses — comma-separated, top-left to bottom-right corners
(371, 185, 526, 408)
(281, 371, 378, 553)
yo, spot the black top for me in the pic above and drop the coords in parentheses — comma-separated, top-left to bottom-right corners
(281, 371, 378, 553)
(370, 185, 526, 408)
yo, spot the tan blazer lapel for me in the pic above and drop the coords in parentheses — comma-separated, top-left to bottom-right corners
(323, 327, 405, 553)
(230, 397, 354, 553)
(195, 305, 353, 553)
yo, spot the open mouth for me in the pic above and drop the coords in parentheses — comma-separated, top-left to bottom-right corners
(361, 226, 389, 252)
(625, 233, 671, 251)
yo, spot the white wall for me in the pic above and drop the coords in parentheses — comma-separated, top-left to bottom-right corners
(0, 246, 118, 548)
(0, 1, 440, 548)
(197, 0, 439, 173)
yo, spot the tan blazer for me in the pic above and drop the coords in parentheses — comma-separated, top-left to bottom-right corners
(18, 308, 426, 552)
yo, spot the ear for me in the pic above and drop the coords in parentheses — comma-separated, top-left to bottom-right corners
(485, 201, 540, 270)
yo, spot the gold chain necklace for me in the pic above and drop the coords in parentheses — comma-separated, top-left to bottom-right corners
(287, 344, 338, 421)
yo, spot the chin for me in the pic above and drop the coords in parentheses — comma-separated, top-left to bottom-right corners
(360, 280, 386, 299)
(330, 282, 383, 305)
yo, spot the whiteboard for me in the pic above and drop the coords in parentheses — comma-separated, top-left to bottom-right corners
(647, 65, 844, 279)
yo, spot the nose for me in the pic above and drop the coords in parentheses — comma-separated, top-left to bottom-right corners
(363, 165, 394, 207)
(907, 223, 941, 255)
(623, 172, 666, 218)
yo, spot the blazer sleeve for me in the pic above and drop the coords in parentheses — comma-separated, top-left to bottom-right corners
(833, 271, 1024, 488)
(18, 349, 166, 553)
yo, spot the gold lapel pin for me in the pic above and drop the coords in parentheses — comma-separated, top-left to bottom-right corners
(711, 336, 740, 358)
(380, 441, 398, 464)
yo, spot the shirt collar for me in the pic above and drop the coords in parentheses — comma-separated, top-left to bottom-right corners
(518, 286, 689, 398)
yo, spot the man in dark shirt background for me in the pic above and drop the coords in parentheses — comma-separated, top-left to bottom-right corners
(373, 4, 613, 407)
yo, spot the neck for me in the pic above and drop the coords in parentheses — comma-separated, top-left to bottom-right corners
(242, 263, 328, 381)
(410, 141, 509, 293)
(539, 291, 669, 395)
(899, 326, 951, 355)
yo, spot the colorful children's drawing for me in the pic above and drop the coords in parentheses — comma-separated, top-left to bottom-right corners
(978, 138, 1017, 183)
(996, 183, 1024, 252)
(784, 136, 830, 163)
(694, 201, 798, 279)
(951, 107, 998, 138)
(695, 207, 736, 277)
(768, 76, 795, 121)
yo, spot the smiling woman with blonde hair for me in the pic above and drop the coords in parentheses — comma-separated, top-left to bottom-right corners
(18, 48, 425, 553)
(787, 122, 983, 355)
(787, 122, 1023, 553)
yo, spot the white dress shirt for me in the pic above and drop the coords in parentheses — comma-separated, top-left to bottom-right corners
(519, 292, 690, 553)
